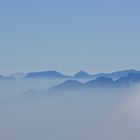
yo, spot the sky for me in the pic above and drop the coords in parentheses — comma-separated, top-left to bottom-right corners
(0, 0, 140, 74)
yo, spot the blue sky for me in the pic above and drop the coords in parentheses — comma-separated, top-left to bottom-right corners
(0, 0, 140, 74)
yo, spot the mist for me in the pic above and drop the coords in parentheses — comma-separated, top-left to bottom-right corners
(0, 82, 140, 140)
(0, 78, 65, 102)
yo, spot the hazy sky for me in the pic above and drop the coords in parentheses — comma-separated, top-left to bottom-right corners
(0, 0, 140, 74)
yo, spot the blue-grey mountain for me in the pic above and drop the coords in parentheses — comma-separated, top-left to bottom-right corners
(25, 71, 71, 79)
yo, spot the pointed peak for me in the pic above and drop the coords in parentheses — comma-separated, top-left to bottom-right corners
(76, 70, 88, 75)
(73, 70, 92, 79)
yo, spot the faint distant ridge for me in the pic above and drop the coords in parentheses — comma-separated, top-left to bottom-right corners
(0, 74, 15, 81)
(25, 71, 71, 79)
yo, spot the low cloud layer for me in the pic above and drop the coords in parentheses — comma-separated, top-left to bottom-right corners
(0, 79, 140, 140)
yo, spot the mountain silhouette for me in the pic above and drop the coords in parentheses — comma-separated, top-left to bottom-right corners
(0, 75, 6, 80)
(85, 76, 115, 88)
(25, 71, 71, 79)
(116, 73, 140, 87)
(1, 69, 140, 81)
(9, 73, 26, 79)
(3, 69, 140, 80)
(73, 69, 140, 80)
(50, 74, 140, 91)
(50, 80, 83, 91)
(0, 75, 15, 81)
(73, 71, 93, 79)
(9, 73, 140, 102)
(50, 76, 116, 91)
(92, 69, 140, 80)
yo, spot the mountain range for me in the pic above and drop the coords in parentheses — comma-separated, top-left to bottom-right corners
(13, 69, 140, 79)
(25, 71, 71, 79)
(24, 69, 140, 80)
(73, 69, 140, 80)
(8, 72, 140, 102)
(1, 69, 140, 81)
(50, 73, 140, 91)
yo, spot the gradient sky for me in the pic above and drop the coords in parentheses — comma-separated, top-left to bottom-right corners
(0, 0, 140, 74)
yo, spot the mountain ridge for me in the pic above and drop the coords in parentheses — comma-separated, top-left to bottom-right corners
(1, 69, 140, 81)
(50, 73, 140, 91)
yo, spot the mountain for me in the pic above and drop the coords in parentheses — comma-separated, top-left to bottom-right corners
(8, 73, 140, 102)
(9, 73, 26, 79)
(85, 76, 115, 88)
(93, 69, 140, 80)
(50, 74, 140, 91)
(116, 73, 140, 87)
(1, 69, 140, 81)
(0, 75, 6, 80)
(72, 69, 140, 80)
(0, 75, 15, 81)
(25, 71, 71, 79)
(50, 77, 116, 91)
(50, 80, 83, 91)
(73, 71, 93, 79)
(4, 69, 140, 80)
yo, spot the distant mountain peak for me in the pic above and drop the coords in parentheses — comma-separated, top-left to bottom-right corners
(73, 70, 92, 79)
(85, 76, 114, 88)
(25, 71, 71, 79)
(50, 80, 83, 91)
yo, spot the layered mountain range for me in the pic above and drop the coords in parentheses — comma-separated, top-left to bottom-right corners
(0, 70, 140, 90)
(6, 71, 140, 103)
(6, 69, 140, 80)
(50, 73, 140, 91)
